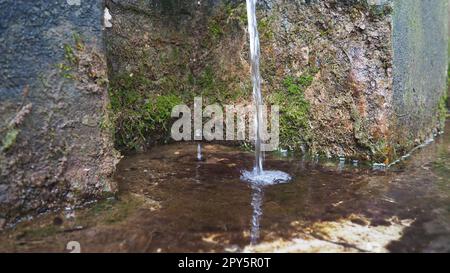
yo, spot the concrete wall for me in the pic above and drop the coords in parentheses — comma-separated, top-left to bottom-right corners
(392, 0, 448, 149)
(0, 0, 119, 225)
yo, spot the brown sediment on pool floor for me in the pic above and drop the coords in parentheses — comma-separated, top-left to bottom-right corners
(0, 121, 450, 253)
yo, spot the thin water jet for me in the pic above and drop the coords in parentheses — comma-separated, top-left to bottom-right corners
(242, 1, 292, 245)
(242, 0, 291, 186)
(197, 143, 203, 161)
(246, 0, 264, 175)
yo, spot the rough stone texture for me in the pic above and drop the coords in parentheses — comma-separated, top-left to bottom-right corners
(105, 0, 447, 162)
(0, 0, 447, 223)
(0, 1, 119, 223)
(105, 0, 251, 150)
(392, 0, 448, 148)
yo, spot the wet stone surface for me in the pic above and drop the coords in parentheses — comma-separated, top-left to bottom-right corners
(0, 0, 118, 223)
(0, 121, 450, 253)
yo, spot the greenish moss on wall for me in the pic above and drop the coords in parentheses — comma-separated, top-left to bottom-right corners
(106, 1, 251, 151)
(109, 73, 183, 150)
(351, 107, 394, 163)
(107, 0, 436, 163)
(268, 69, 316, 150)
(439, 91, 448, 130)
(1, 128, 19, 152)
(107, 1, 323, 154)
(108, 64, 248, 151)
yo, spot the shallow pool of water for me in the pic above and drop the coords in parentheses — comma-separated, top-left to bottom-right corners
(1, 122, 450, 253)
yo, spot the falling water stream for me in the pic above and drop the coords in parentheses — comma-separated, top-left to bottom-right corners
(246, 0, 264, 174)
(243, 0, 292, 243)
(242, 0, 291, 190)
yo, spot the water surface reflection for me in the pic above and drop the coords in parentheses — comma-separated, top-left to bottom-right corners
(1, 122, 450, 252)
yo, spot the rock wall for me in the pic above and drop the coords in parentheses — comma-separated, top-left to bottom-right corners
(0, 0, 447, 224)
(105, 0, 387, 159)
(0, 0, 119, 225)
(392, 0, 448, 149)
(105, 0, 447, 162)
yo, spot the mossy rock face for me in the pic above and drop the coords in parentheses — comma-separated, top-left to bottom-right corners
(105, 0, 447, 163)
(106, 0, 251, 151)
(106, 0, 384, 159)
(268, 70, 317, 151)
(107, 1, 389, 158)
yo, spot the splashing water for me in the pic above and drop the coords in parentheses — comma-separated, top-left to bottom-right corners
(241, 169, 292, 186)
(242, 0, 291, 187)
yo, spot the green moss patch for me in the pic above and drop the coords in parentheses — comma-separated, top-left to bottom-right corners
(109, 72, 183, 150)
(268, 70, 316, 150)
(1, 128, 19, 152)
